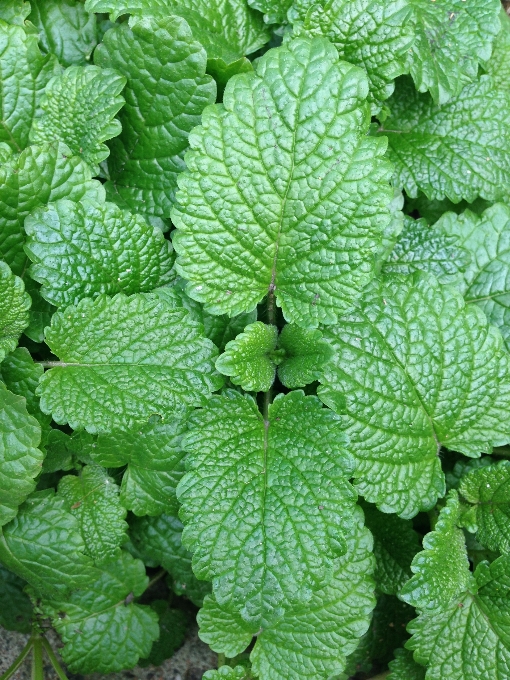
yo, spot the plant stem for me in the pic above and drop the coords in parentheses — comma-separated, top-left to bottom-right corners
(31, 636, 44, 680)
(217, 653, 226, 668)
(146, 568, 166, 591)
(41, 638, 69, 680)
(267, 288, 276, 326)
(0, 638, 33, 680)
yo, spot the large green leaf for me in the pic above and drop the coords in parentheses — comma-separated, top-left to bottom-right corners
(381, 76, 510, 203)
(484, 8, 510, 93)
(318, 272, 510, 518)
(291, 0, 415, 112)
(0, 1, 30, 25)
(0, 565, 32, 632)
(407, 0, 501, 104)
(30, 65, 125, 173)
(249, 0, 291, 24)
(0, 262, 30, 362)
(172, 36, 392, 327)
(198, 506, 375, 679)
(25, 198, 175, 307)
(0, 490, 97, 596)
(94, 15, 216, 219)
(388, 648, 426, 680)
(0, 141, 104, 276)
(39, 551, 159, 673)
(0, 384, 43, 527)
(38, 293, 222, 432)
(178, 389, 355, 625)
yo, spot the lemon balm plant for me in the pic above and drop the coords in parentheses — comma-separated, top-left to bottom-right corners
(1, 1, 510, 679)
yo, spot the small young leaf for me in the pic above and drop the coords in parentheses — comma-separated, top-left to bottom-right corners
(138, 600, 187, 667)
(203, 667, 249, 680)
(172, 36, 393, 327)
(484, 8, 510, 93)
(0, 262, 30, 362)
(38, 293, 222, 432)
(249, 0, 291, 24)
(58, 465, 128, 564)
(30, 65, 125, 173)
(178, 389, 355, 625)
(387, 647, 426, 680)
(381, 76, 510, 202)
(215, 322, 278, 392)
(277, 324, 334, 388)
(0, 565, 32, 632)
(25, 198, 175, 307)
(319, 272, 510, 518)
(39, 551, 159, 673)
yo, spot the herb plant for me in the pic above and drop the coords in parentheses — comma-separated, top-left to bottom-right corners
(1, 1, 510, 679)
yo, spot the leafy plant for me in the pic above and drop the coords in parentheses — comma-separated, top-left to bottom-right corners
(1, 1, 510, 679)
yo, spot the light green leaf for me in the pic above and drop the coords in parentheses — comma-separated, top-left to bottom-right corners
(0, 141, 104, 276)
(215, 322, 278, 392)
(30, 66, 125, 173)
(89, 415, 188, 516)
(249, 0, 291, 25)
(388, 648, 426, 680)
(28, 0, 98, 66)
(38, 293, 223, 433)
(130, 513, 211, 606)
(58, 465, 128, 564)
(138, 600, 187, 667)
(25, 198, 175, 308)
(459, 461, 510, 553)
(291, 0, 415, 112)
(0, 490, 97, 596)
(0, 1, 30, 25)
(407, 0, 501, 104)
(0, 384, 43, 527)
(277, 324, 334, 388)
(39, 551, 159, 673)
(172, 36, 392, 327)
(383, 216, 470, 285)
(318, 272, 510, 518)
(484, 8, 510, 93)
(178, 389, 355, 625)
(198, 506, 375, 679)
(435, 204, 510, 352)
(94, 15, 216, 218)
(381, 75, 510, 203)
(0, 262, 30, 362)
(23, 278, 56, 344)
(0, 20, 59, 152)
(0, 564, 32, 632)
(203, 667, 249, 680)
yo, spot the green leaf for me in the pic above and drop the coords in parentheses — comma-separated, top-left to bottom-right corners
(89, 415, 188, 516)
(41, 429, 75, 474)
(94, 15, 216, 219)
(435, 204, 510, 352)
(25, 198, 175, 308)
(215, 322, 278, 392)
(130, 513, 211, 606)
(28, 0, 98, 66)
(172, 36, 393, 327)
(291, 0, 415, 112)
(58, 465, 128, 564)
(0, 1, 30, 25)
(39, 551, 159, 673)
(361, 501, 421, 595)
(407, 0, 501, 104)
(483, 8, 510, 93)
(445, 456, 494, 491)
(198, 506, 375, 679)
(387, 647, 426, 680)
(0, 490, 97, 596)
(277, 324, 334, 388)
(382, 216, 470, 285)
(0, 383, 43, 527)
(138, 600, 187, 667)
(0, 262, 30, 362)
(0, 141, 104, 276)
(381, 75, 510, 203)
(203, 667, 249, 680)
(0, 20, 59, 152)
(249, 0, 291, 25)
(38, 293, 223, 433)
(318, 272, 510, 518)
(23, 278, 56, 343)
(459, 460, 510, 553)
(178, 389, 355, 625)
(30, 66, 125, 173)
(405, 194, 492, 225)
(0, 564, 32, 632)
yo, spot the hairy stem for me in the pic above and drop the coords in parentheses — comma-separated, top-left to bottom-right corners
(0, 638, 33, 680)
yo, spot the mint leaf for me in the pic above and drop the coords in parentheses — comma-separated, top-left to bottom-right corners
(139, 600, 187, 667)
(30, 66, 125, 173)
(39, 551, 159, 673)
(39, 293, 222, 432)
(25, 198, 175, 307)
(41, 429, 75, 474)
(388, 648, 426, 680)
(484, 8, 510, 93)
(277, 324, 334, 388)
(318, 272, 510, 518)
(0, 384, 43, 526)
(404, 194, 492, 225)
(0, 1, 30, 25)
(58, 465, 128, 564)
(435, 204, 510, 352)
(215, 322, 278, 392)
(23, 278, 55, 344)
(94, 15, 216, 219)
(381, 75, 510, 202)
(178, 389, 355, 625)
(0, 490, 96, 596)
(0, 564, 32, 633)
(0, 141, 104, 275)
(0, 261, 30, 361)
(291, 0, 415, 112)
(407, 0, 501, 104)
(172, 36, 393, 327)
(250, 0, 290, 24)
(204, 667, 249, 680)
(28, 0, 98, 66)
